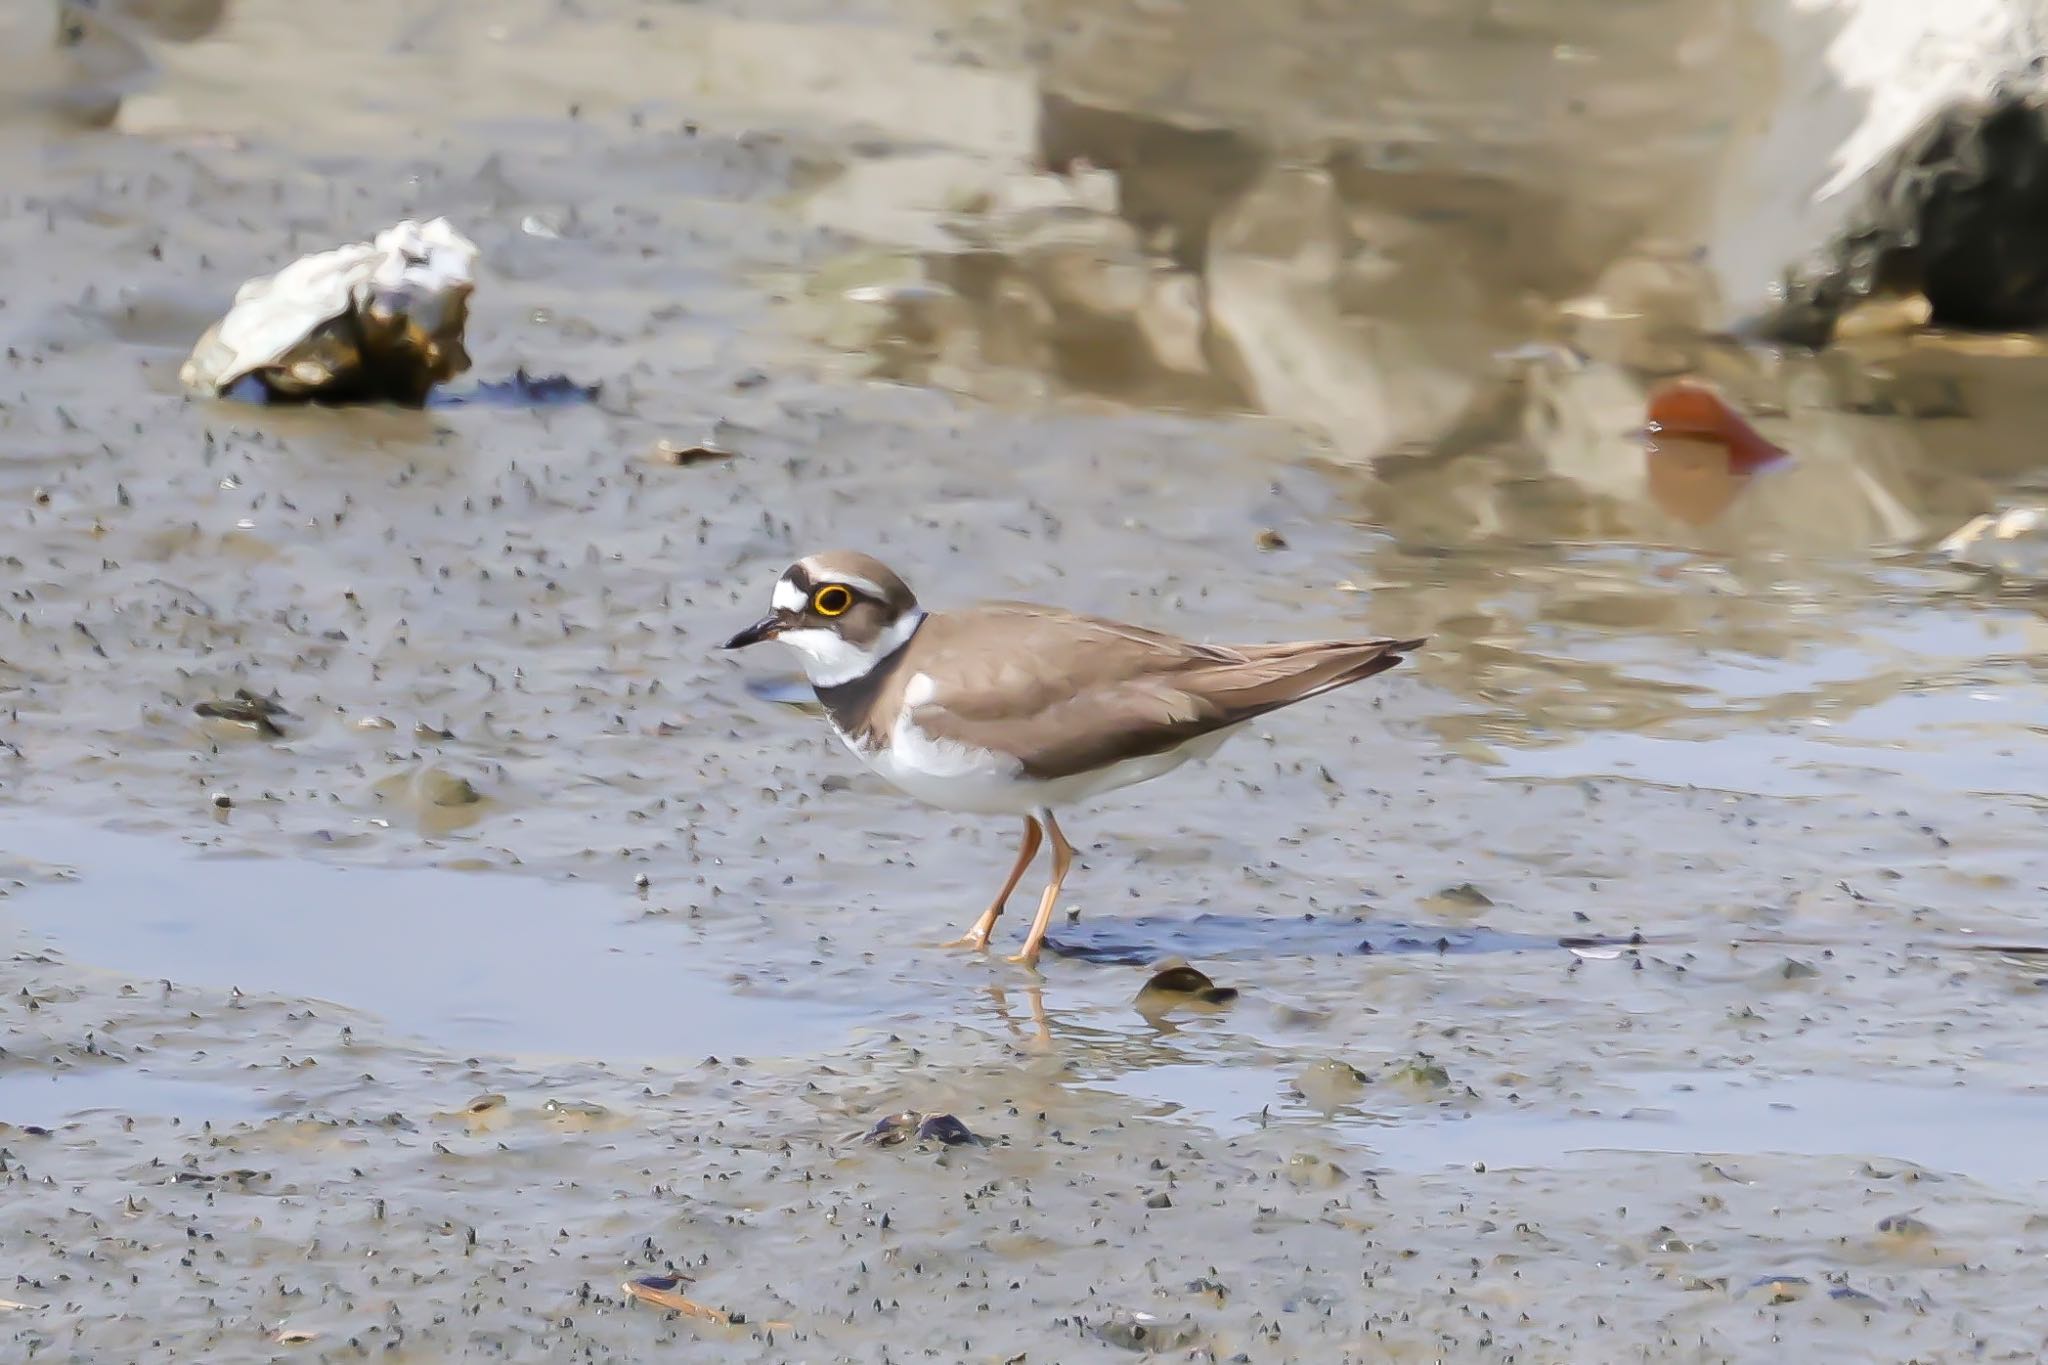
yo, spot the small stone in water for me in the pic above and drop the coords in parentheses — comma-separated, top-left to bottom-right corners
(211, 792, 232, 809)
(1136, 961, 1239, 1006)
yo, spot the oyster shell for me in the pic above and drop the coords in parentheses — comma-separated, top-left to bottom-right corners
(181, 218, 480, 406)
(1938, 506, 2048, 580)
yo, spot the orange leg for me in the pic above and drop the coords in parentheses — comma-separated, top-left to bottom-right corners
(986, 981, 1053, 1052)
(944, 815, 1042, 950)
(1007, 810, 1073, 969)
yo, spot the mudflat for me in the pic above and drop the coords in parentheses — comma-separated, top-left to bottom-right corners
(4, 2, 2047, 1360)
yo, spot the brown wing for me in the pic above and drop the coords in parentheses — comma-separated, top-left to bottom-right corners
(910, 606, 1423, 780)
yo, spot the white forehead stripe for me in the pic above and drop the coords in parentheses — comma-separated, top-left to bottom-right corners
(816, 571, 890, 600)
(772, 579, 807, 613)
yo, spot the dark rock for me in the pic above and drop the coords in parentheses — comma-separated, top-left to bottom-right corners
(1759, 79, 2048, 345)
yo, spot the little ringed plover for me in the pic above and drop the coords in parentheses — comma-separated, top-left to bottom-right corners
(724, 550, 1425, 967)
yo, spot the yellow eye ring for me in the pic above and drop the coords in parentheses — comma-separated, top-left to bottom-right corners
(812, 585, 854, 617)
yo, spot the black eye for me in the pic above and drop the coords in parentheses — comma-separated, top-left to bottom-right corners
(812, 585, 854, 616)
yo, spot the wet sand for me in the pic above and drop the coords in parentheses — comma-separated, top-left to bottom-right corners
(6, 1, 2048, 1359)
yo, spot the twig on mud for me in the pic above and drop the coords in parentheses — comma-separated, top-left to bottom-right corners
(620, 1275, 792, 1331)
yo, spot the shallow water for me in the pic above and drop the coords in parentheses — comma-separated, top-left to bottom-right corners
(4, 0, 2048, 1360)
(4, 817, 884, 1062)
(1124, 1063, 2048, 1187)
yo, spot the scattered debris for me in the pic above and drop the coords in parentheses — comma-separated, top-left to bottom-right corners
(649, 437, 735, 467)
(540, 1097, 610, 1122)
(439, 369, 600, 408)
(193, 688, 291, 738)
(411, 767, 481, 808)
(621, 1275, 791, 1330)
(1876, 1211, 1934, 1243)
(620, 1275, 728, 1324)
(377, 764, 488, 816)
(1291, 1058, 1369, 1109)
(863, 1109, 983, 1148)
(1386, 1054, 1452, 1092)
(168, 1167, 269, 1187)
(912, 1112, 977, 1145)
(862, 1111, 923, 1146)
(1749, 1273, 1810, 1304)
(1428, 882, 1495, 911)
(181, 218, 479, 406)
(1095, 1307, 1203, 1352)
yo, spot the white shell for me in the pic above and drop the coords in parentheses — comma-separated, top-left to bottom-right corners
(181, 218, 480, 401)
(1938, 506, 2048, 579)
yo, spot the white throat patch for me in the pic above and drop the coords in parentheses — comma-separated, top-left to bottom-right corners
(779, 609, 925, 688)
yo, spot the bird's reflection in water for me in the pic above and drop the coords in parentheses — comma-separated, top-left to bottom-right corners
(984, 979, 1054, 1052)
(982, 959, 1245, 1056)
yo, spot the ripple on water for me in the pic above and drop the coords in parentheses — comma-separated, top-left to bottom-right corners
(0, 1071, 273, 1129)
(1113, 1062, 2048, 1188)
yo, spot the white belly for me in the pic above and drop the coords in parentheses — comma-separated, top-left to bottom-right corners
(837, 715, 1243, 816)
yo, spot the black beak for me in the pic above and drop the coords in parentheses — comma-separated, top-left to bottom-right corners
(723, 616, 783, 650)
